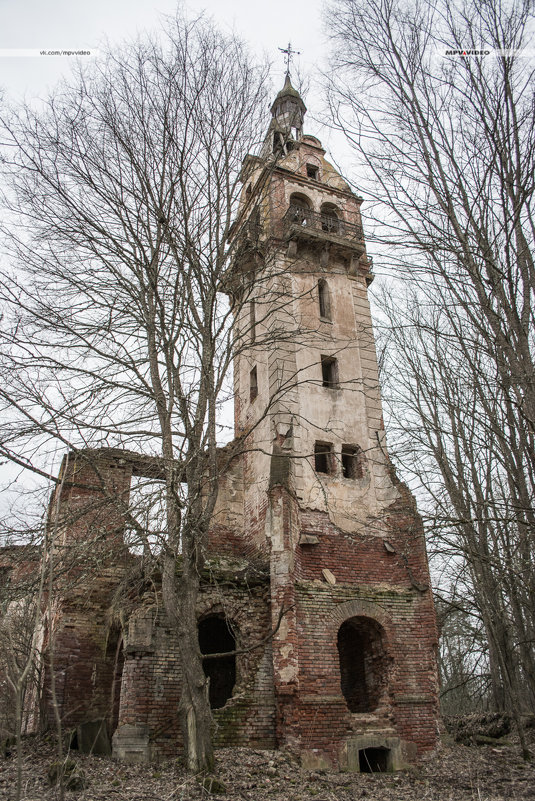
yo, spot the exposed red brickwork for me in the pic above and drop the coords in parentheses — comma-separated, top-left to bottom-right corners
(117, 585, 276, 759)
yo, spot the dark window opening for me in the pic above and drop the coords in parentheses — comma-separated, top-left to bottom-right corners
(321, 355, 339, 389)
(321, 204, 340, 233)
(250, 299, 256, 344)
(341, 445, 365, 479)
(289, 194, 311, 225)
(250, 366, 258, 402)
(306, 164, 319, 180)
(359, 747, 390, 773)
(314, 442, 333, 474)
(318, 279, 331, 320)
(273, 131, 284, 154)
(108, 634, 124, 736)
(0, 566, 11, 590)
(246, 183, 252, 197)
(248, 207, 261, 240)
(337, 617, 388, 713)
(198, 616, 236, 710)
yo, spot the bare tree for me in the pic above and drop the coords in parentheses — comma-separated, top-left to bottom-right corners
(436, 596, 492, 715)
(378, 280, 535, 751)
(0, 14, 269, 772)
(0, 533, 47, 799)
(325, 0, 535, 753)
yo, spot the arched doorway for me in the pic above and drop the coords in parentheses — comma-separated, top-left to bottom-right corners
(289, 193, 312, 225)
(337, 616, 388, 713)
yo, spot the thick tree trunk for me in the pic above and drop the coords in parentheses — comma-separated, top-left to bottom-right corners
(176, 576, 214, 774)
(161, 547, 214, 773)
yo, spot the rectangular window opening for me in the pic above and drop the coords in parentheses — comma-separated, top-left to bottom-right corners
(306, 164, 319, 180)
(314, 442, 333, 474)
(124, 477, 167, 556)
(321, 355, 339, 389)
(249, 365, 258, 402)
(250, 299, 256, 344)
(318, 280, 331, 320)
(342, 446, 363, 479)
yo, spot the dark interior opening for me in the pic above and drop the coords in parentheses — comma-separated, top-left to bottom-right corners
(289, 194, 310, 224)
(321, 355, 339, 388)
(273, 131, 284, 153)
(318, 279, 331, 320)
(198, 616, 236, 709)
(359, 747, 390, 773)
(250, 299, 256, 343)
(306, 164, 319, 179)
(314, 442, 333, 474)
(337, 617, 388, 713)
(341, 446, 364, 479)
(250, 365, 258, 402)
(109, 636, 124, 735)
(321, 205, 339, 233)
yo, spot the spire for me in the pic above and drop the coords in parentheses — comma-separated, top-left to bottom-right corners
(261, 74, 306, 158)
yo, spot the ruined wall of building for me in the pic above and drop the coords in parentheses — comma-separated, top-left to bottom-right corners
(113, 565, 276, 762)
(280, 482, 438, 769)
(10, 446, 277, 761)
(39, 451, 135, 735)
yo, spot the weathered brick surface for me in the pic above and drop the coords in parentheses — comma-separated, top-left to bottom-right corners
(116, 583, 276, 759)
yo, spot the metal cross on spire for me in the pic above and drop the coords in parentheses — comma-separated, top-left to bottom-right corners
(278, 42, 301, 76)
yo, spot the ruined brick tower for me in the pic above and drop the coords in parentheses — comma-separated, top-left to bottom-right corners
(226, 75, 439, 770)
(32, 77, 439, 771)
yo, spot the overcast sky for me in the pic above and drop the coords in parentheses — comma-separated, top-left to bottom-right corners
(0, 0, 328, 104)
(0, 0, 345, 511)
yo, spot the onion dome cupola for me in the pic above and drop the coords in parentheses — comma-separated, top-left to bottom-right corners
(261, 74, 307, 158)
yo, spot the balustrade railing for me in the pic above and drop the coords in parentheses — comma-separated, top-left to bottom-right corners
(283, 205, 364, 241)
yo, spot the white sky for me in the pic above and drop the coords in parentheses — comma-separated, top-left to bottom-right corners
(0, 0, 328, 105)
(0, 0, 345, 171)
(0, 0, 355, 521)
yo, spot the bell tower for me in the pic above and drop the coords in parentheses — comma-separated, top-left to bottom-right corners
(228, 77, 439, 770)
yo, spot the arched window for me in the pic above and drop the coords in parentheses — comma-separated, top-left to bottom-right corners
(289, 193, 312, 225)
(321, 203, 340, 234)
(273, 131, 284, 154)
(318, 279, 331, 320)
(337, 616, 388, 713)
(198, 615, 236, 709)
(249, 365, 258, 402)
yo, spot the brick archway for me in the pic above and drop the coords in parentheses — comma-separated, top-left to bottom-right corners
(330, 600, 392, 714)
(330, 599, 392, 633)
